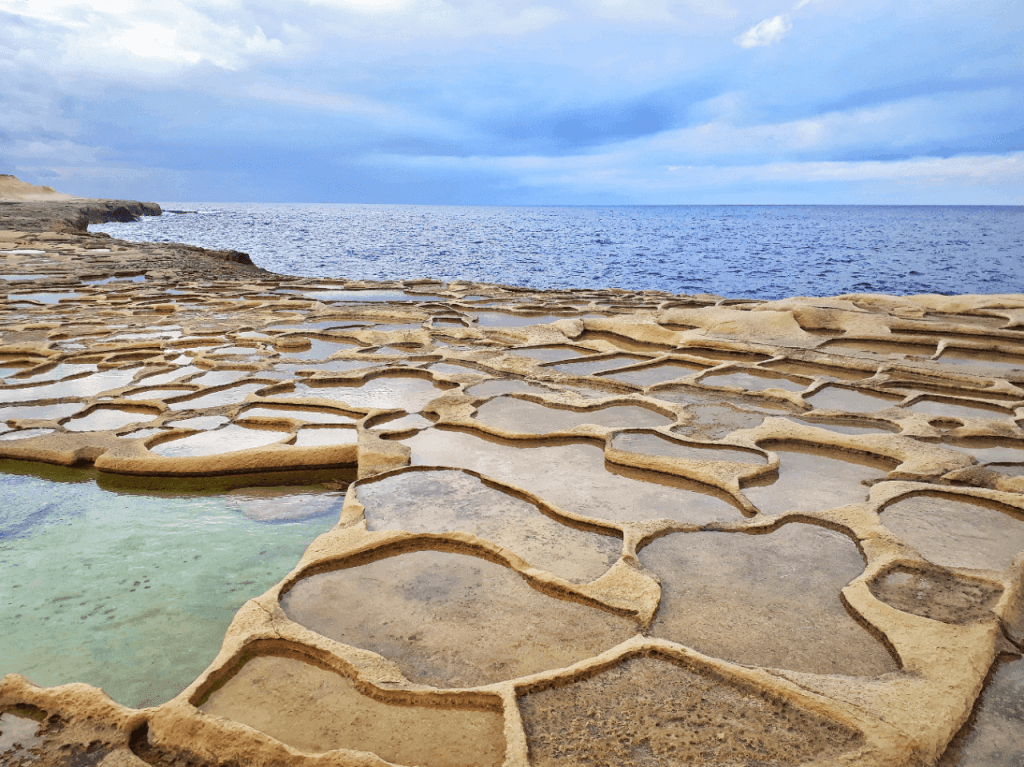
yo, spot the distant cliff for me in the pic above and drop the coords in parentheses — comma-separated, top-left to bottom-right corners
(0, 175, 253, 267)
(0, 173, 75, 201)
(0, 173, 162, 231)
(0, 198, 162, 234)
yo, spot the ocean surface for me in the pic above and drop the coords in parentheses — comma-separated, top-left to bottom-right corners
(92, 204, 1024, 299)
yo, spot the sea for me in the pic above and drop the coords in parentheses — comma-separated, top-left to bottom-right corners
(91, 204, 1024, 300)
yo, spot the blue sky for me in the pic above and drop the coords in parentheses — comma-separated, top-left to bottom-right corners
(1, 0, 1021, 204)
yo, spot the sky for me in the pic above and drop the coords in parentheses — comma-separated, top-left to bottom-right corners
(1, 0, 1021, 204)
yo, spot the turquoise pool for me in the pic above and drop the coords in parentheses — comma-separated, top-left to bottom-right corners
(1, 461, 346, 708)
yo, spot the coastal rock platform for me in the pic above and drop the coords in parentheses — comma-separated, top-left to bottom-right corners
(2, 191, 1023, 767)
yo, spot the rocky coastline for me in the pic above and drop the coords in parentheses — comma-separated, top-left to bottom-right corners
(1, 185, 1023, 767)
(0, 178, 263, 278)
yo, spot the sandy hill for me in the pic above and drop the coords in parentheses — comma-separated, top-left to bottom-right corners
(0, 173, 76, 201)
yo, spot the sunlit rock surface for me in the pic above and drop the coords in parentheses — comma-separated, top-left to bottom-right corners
(3, 197, 1024, 766)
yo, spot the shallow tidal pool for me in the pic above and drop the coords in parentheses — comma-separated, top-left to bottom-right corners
(0, 461, 346, 708)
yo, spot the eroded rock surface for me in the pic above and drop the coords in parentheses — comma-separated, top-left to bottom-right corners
(355, 468, 622, 582)
(640, 524, 898, 676)
(519, 655, 866, 767)
(199, 653, 505, 766)
(280, 548, 639, 688)
(4, 197, 1024, 766)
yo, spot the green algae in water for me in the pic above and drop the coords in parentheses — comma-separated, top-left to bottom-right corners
(0, 461, 344, 709)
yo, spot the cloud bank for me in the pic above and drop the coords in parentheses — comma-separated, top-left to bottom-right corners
(1, 0, 1021, 204)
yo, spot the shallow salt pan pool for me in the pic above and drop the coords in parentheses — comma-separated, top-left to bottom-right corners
(0, 461, 345, 708)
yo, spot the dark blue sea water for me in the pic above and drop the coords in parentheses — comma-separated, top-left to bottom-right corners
(91, 204, 1024, 300)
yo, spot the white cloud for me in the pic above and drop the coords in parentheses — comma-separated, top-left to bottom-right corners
(0, 0, 289, 75)
(374, 148, 1024, 203)
(296, 0, 566, 38)
(621, 88, 1019, 162)
(735, 14, 792, 47)
(670, 153, 1024, 187)
(88, 14, 284, 72)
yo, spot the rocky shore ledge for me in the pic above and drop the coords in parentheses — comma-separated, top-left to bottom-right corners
(0, 175, 261, 277)
(1, 184, 1023, 767)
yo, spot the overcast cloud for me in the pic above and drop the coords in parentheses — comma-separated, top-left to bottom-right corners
(1, 0, 1020, 203)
